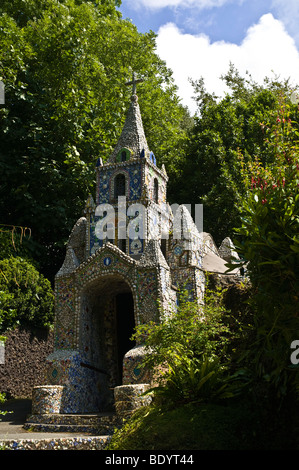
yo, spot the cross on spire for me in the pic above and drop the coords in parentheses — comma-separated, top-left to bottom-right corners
(125, 72, 144, 96)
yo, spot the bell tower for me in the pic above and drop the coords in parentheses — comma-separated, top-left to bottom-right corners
(88, 73, 169, 259)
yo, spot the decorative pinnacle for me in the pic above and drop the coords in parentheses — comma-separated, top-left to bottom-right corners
(125, 72, 144, 96)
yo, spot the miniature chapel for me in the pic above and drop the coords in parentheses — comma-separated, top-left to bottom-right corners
(32, 74, 239, 415)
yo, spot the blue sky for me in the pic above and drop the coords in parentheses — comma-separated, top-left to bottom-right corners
(118, 0, 299, 115)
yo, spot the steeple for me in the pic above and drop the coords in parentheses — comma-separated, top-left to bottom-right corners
(108, 73, 149, 163)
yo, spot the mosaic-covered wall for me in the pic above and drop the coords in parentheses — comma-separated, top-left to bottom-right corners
(31, 75, 240, 416)
(91, 156, 168, 259)
(44, 241, 177, 412)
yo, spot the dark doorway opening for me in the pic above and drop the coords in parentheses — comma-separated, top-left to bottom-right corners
(114, 174, 126, 197)
(116, 292, 135, 384)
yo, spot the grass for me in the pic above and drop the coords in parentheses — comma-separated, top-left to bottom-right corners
(106, 398, 298, 451)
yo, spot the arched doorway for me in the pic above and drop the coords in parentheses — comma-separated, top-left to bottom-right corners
(80, 275, 136, 411)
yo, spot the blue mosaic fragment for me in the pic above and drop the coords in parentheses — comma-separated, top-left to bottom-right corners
(103, 256, 112, 266)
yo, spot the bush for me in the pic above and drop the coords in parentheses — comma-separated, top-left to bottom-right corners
(230, 97, 299, 399)
(133, 286, 249, 407)
(0, 392, 8, 423)
(0, 257, 54, 331)
(107, 399, 293, 450)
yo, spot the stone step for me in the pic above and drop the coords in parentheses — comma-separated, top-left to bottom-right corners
(23, 422, 111, 435)
(26, 412, 117, 426)
(24, 412, 121, 435)
(0, 436, 111, 450)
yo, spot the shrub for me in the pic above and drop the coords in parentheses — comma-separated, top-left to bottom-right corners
(0, 392, 9, 423)
(106, 400, 289, 450)
(0, 257, 54, 331)
(133, 286, 248, 407)
(230, 97, 299, 399)
(147, 351, 240, 407)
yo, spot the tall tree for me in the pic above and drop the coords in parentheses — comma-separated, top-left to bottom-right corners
(0, 0, 188, 280)
(175, 65, 297, 244)
(230, 94, 299, 401)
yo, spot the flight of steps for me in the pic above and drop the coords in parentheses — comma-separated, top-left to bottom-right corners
(23, 412, 121, 435)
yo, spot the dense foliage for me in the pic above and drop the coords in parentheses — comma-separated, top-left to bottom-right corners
(1, 1, 298, 449)
(0, 225, 32, 261)
(175, 65, 297, 244)
(108, 282, 297, 450)
(0, 392, 7, 421)
(0, 256, 54, 331)
(0, 0, 189, 279)
(230, 97, 299, 398)
(106, 399, 294, 450)
(132, 87, 299, 429)
(133, 285, 251, 408)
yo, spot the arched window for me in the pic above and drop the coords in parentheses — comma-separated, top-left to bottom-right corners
(114, 174, 126, 198)
(154, 178, 159, 203)
(117, 147, 131, 162)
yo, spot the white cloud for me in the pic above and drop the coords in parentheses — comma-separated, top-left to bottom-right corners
(126, 0, 241, 11)
(271, 0, 299, 48)
(156, 13, 299, 114)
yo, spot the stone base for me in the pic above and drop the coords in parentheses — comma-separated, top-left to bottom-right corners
(32, 385, 64, 414)
(44, 350, 109, 413)
(114, 384, 151, 419)
(122, 345, 152, 385)
(0, 436, 111, 450)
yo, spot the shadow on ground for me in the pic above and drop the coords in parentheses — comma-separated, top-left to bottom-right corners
(0, 399, 32, 425)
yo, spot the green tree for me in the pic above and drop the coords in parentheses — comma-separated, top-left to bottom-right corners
(230, 96, 299, 399)
(176, 65, 296, 244)
(0, 257, 54, 331)
(0, 0, 188, 280)
(0, 225, 32, 261)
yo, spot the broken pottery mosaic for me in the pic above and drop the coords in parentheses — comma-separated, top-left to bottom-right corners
(31, 74, 241, 416)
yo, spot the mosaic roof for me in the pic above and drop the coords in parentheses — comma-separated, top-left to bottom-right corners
(108, 73, 149, 163)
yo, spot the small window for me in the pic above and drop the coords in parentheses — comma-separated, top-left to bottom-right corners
(154, 178, 158, 203)
(117, 148, 131, 162)
(114, 174, 126, 198)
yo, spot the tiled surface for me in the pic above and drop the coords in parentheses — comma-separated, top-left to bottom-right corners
(31, 80, 239, 419)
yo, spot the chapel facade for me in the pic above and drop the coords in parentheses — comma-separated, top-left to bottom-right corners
(35, 75, 238, 414)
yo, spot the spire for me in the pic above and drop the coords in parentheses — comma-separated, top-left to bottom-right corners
(108, 73, 149, 163)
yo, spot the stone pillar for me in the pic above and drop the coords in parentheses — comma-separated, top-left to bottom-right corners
(122, 345, 152, 384)
(114, 384, 152, 419)
(32, 385, 64, 414)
